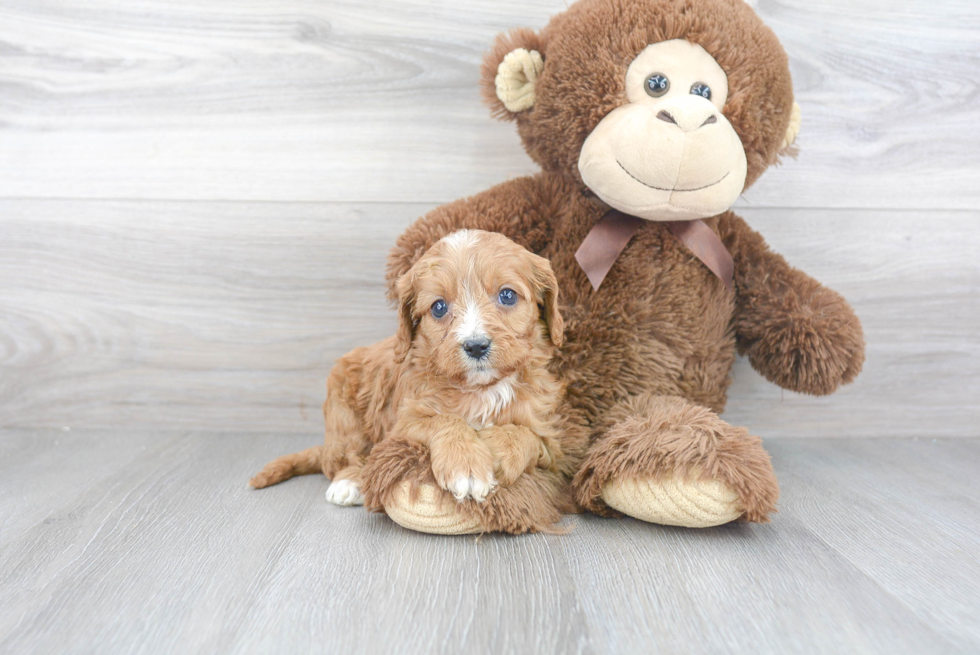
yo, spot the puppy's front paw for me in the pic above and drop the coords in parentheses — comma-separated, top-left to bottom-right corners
(447, 475, 498, 503)
(325, 479, 364, 506)
(537, 435, 562, 472)
(488, 440, 530, 487)
(430, 438, 497, 503)
(481, 425, 553, 485)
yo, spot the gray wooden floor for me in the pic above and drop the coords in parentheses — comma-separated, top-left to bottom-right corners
(1, 430, 978, 655)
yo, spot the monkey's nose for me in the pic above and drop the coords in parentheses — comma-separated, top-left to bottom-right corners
(656, 105, 718, 132)
(463, 337, 491, 360)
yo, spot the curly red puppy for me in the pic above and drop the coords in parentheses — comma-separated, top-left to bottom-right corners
(250, 230, 565, 510)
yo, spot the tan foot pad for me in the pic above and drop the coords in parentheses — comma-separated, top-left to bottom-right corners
(384, 481, 482, 535)
(601, 476, 743, 528)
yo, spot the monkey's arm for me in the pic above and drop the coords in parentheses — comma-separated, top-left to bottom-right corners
(719, 213, 865, 396)
(385, 173, 567, 302)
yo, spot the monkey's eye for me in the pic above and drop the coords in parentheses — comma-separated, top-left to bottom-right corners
(431, 299, 448, 318)
(498, 288, 518, 306)
(690, 83, 712, 100)
(645, 74, 670, 98)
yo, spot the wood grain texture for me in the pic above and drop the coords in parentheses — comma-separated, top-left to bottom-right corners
(0, 199, 403, 431)
(1, 0, 978, 433)
(0, 430, 977, 654)
(0, 0, 977, 207)
(2, 199, 978, 436)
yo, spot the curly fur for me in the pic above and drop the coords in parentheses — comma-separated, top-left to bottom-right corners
(251, 231, 576, 533)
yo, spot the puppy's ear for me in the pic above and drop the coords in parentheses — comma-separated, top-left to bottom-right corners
(530, 253, 564, 347)
(393, 271, 417, 363)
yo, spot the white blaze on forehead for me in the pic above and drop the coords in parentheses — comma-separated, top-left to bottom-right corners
(440, 230, 485, 343)
(441, 229, 478, 253)
(455, 291, 486, 344)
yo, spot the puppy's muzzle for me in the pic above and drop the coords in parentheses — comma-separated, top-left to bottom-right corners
(463, 337, 491, 360)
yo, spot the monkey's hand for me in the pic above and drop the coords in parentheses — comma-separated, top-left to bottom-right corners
(736, 266, 865, 396)
(722, 214, 865, 396)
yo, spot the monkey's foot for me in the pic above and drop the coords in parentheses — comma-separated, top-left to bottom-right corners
(600, 475, 742, 528)
(384, 482, 483, 535)
(573, 395, 779, 526)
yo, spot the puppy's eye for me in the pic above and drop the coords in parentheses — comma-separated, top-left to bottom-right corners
(645, 73, 669, 98)
(690, 83, 711, 100)
(498, 288, 518, 306)
(431, 299, 448, 318)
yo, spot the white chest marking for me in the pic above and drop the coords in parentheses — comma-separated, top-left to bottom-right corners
(465, 375, 516, 429)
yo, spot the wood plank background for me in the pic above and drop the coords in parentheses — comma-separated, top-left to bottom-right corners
(1, 0, 978, 437)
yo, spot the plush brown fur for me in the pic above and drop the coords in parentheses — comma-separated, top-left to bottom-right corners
(572, 394, 778, 522)
(251, 231, 573, 533)
(481, 0, 795, 188)
(376, 0, 865, 528)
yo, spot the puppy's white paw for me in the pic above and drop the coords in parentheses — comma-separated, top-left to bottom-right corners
(448, 475, 498, 503)
(325, 479, 364, 506)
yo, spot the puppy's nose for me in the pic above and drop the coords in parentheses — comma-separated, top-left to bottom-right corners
(463, 337, 491, 360)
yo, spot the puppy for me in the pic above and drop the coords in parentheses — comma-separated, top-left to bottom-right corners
(250, 229, 565, 507)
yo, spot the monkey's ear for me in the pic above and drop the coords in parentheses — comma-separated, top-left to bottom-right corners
(739, 0, 799, 153)
(529, 253, 564, 347)
(780, 101, 802, 153)
(481, 28, 545, 120)
(393, 272, 418, 363)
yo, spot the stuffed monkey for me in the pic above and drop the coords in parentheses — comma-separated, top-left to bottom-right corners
(360, 0, 864, 534)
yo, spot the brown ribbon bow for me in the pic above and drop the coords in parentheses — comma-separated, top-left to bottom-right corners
(574, 209, 734, 292)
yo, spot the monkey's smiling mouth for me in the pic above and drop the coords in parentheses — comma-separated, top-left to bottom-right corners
(617, 160, 729, 193)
